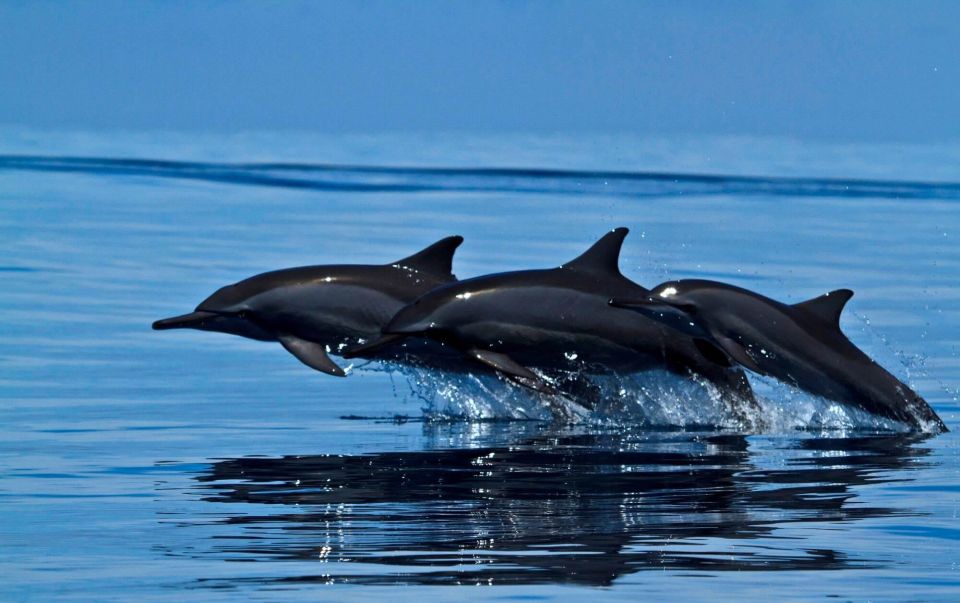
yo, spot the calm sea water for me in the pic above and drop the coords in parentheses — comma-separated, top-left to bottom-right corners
(1, 130, 959, 601)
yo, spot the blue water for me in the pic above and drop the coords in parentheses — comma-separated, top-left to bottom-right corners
(1, 130, 959, 600)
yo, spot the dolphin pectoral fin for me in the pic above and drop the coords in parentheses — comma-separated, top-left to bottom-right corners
(278, 335, 346, 377)
(704, 366, 765, 432)
(468, 349, 557, 395)
(468, 349, 536, 379)
(512, 375, 559, 395)
(341, 334, 407, 359)
(609, 298, 675, 314)
(714, 336, 764, 374)
(693, 338, 732, 367)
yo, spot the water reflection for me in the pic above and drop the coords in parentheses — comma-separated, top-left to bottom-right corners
(184, 427, 931, 586)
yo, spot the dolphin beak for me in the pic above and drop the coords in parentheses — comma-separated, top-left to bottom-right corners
(152, 310, 220, 330)
(609, 297, 673, 311)
(608, 297, 689, 321)
(380, 308, 435, 336)
(341, 333, 407, 359)
(609, 297, 709, 340)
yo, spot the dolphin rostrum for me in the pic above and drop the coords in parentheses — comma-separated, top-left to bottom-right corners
(610, 279, 947, 432)
(152, 236, 464, 376)
(346, 229, 759, 423)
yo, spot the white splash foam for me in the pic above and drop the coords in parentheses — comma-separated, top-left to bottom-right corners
(357, 360, 912, 434)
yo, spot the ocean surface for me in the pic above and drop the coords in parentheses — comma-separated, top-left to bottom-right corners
(1, 130, 959, 601)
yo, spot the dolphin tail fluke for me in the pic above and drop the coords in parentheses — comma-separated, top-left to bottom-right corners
(468, 348, 557, 395)
(391, 235, 464, 279)
(278, 334, 346, 377)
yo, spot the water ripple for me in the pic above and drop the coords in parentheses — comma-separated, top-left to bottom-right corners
(3, 154, 960, 199)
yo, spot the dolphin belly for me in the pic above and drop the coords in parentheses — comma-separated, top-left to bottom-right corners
(252, 283, 404, 348)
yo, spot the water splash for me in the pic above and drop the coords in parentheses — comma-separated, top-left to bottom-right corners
(358, 361, 908, 434)
(748, 375, 906, 434)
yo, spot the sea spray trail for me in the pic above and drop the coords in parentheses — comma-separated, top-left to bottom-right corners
(4, 154, 960, 200)
(363, 362, 909, 433)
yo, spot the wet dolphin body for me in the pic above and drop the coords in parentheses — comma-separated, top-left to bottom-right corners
(610, 280, 947, 432)
(346, 229, 758, 422)
(152, 236, 464, 376)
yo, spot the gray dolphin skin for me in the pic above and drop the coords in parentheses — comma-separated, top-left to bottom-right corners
(610, 279, 948, 432)
(345, 228, 759, 422)
(152, 236, 464, 376)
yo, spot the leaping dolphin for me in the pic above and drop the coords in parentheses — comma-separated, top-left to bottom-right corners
(346, 229, 759, 424)
(610, 280, 947, 432)
(152, 236, 464, 376)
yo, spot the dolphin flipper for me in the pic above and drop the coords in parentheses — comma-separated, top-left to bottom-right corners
(684, 360, 764, 431)
(691, 335, 764, 375)
(278, 334, 346, 376)
(713, 335, 764, 374)
(699, 364, 765, 431)
(693, 338, 732, 367)
(468, 349, 557, 394)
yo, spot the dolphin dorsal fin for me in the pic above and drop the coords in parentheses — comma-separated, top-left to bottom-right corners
(793, 289, 854, 327)
(560, 227, 629, 276)
(391, 235, 464, 278)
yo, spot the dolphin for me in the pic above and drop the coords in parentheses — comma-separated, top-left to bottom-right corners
(345, 229, 759, 423)
(610, 279, 947, 432)
(152, 236, 464, 376)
